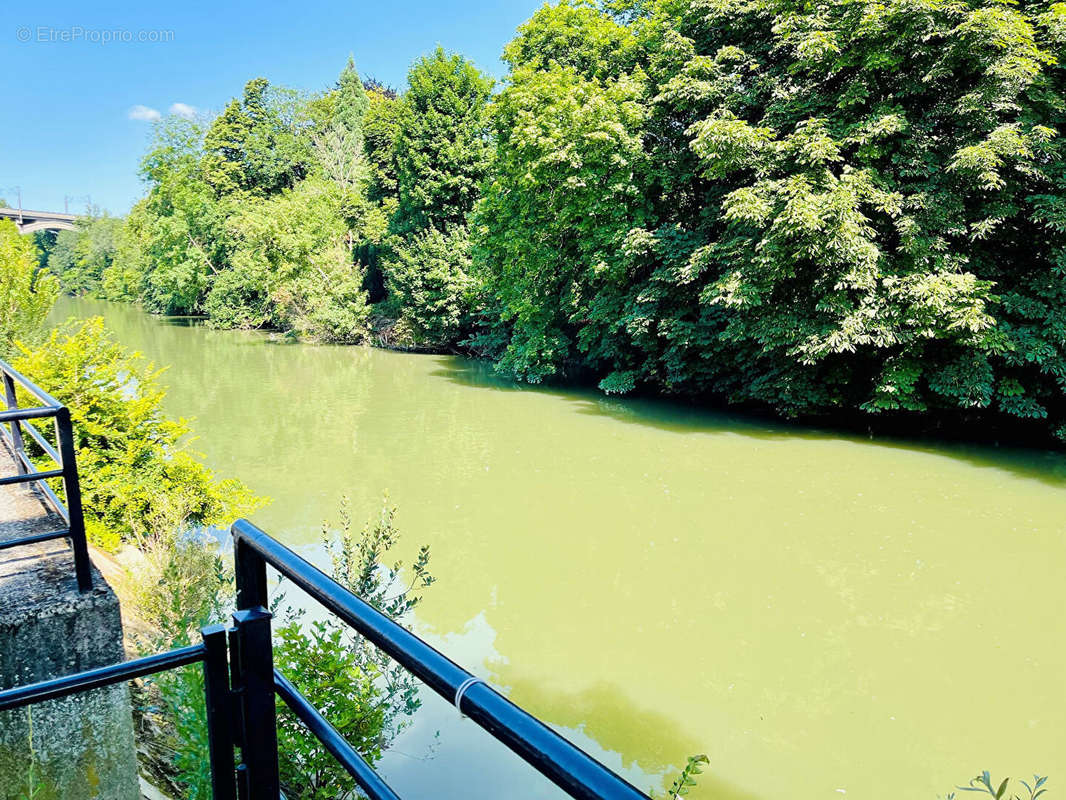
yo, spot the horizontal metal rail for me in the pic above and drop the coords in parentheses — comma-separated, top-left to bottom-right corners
(0, 406, 60, 424)
(274, 668, 403, 800)
(4, 433, 70, 525)
(0, 429, 69, 523)
(0, 467, 64, 487)
(0, 528, 69, 550)
(233, 519, 650, 800)
(0, 645, 204, 711)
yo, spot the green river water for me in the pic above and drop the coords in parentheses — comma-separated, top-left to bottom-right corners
(53, 296, 1066, 800)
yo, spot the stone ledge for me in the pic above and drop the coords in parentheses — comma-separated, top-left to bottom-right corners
(0, 437, 140, 799)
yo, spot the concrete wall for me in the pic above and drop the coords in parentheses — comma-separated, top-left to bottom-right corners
(0, 446, 140, 800)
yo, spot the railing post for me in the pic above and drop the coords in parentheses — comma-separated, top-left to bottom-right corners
(54, 406, 91, 592)
(202, 624, 238, 800)
(2, 372, 27, 475)
(234, 535, 269, 610)
(230, 607, 279, 800)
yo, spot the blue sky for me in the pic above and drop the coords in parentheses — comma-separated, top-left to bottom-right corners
(2, 0, 542, 215)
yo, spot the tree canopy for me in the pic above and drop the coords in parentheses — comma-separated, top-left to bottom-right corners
(42, 3, 1066, 439)
(475, 0, 1066, 438)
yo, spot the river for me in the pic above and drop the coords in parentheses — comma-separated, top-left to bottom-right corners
(52, 296, 1066, 800)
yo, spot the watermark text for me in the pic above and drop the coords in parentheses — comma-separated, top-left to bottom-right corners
(15, 26, 175, 44)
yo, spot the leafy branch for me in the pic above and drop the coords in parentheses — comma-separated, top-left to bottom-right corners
(949, 772, 1048, 800)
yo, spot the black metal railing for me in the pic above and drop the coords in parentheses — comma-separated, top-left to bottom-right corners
(0, 520, 652, 800)
(0, 357, 91, 592)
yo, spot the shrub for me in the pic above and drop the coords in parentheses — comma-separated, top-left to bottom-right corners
(273, 497, 434, 799)
(12, 318, 264, 548)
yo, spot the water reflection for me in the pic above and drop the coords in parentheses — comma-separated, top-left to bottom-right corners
(376, 611, 709, 799)
(429, 358, 1066, 488)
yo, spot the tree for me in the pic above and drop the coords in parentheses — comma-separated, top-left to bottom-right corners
(473, 0, 1066, 438)
(502, 0, 641, 81)
(201, 78, 315, 197)
(385, 226, 475, 347)
(200, 97, 251, 196)
(619, 0, 1066, 429)
(124, 115, 225, 314)
(362, 88, 403, 205)
(207, 177, 372, 341)
(0, 219, 58, 358)
(45, 214, 124, 295)
(474, 3, 651, 381)
(335, 56, 371, 138)
(391, 47, 494, 234)
(383, 49, 493, 347)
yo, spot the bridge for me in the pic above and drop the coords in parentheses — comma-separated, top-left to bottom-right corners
(0, 206, 78, 234)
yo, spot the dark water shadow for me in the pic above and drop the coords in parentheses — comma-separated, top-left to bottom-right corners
(428, 358, 1066, 489)
(158, 315, 207, 328)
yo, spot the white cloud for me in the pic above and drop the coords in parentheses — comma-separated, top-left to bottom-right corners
(128, 104, 161, 122)
(169, 102, 198, 119)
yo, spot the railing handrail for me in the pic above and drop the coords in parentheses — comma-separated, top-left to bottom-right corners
(0, 644, 206, 712)
(232, 518, 651, 800)
(0, 356, 92, 592)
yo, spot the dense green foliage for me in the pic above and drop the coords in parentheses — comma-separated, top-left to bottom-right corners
(201, 78, 317, 197)
(12, 318, 263, 548)
(390, 47, 493, 235)
(45, 213, 124, 295)
(386, 224, 476, 345)
(0, 220, 58, 358)
(475, 0, 1066, 440)
(62, 69, 382, 339)
(45, 0, 1066, 438)
(378, 48, 493, 345)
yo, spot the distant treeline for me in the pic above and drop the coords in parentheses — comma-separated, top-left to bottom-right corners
(43, 0, 1066, 440)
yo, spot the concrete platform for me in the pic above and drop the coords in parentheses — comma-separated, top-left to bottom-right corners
(0, 441, 84, 618)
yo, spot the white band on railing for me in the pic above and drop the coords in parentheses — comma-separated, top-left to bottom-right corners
(454, 676, 485, 718)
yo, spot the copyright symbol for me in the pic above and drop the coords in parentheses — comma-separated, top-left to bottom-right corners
(16, 27, 31, 42)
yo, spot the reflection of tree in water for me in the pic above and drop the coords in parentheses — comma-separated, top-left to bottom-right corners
(430, 357, 1066, 489)
(51, 297, 503, 547)
(493, 667, 755, 800)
